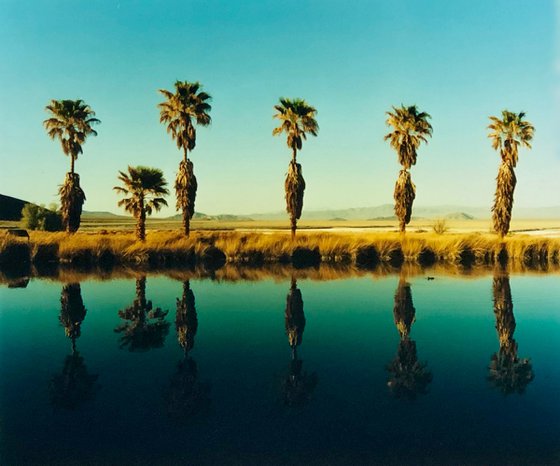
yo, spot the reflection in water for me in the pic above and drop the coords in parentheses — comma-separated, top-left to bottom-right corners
(282, 278, 318, 407)
(166, 281, 210, 420)
(386, 279, 432, 399)
(59, 283, 87, 352)
(115, 277, 170, 352)
(488, 273, 534, 394)
(50, 283, 98, 410)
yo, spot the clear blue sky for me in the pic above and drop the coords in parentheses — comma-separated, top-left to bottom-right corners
(0, 0, 557, 216)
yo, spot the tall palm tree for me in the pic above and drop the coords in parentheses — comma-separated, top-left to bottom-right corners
(282, 277, 318, 407)
(273, 98, 319, 238)
(158, 81, 212, 237)
(113, 166, 169, 241)
(166, 281, 211, 421)
(488, 111, 534, 237)
(43, 99, 100, 233)
(59, 283, 87, 353)
(386, 278, 432, 399)
(488, 271, 534, 394)
(50, 283, 99, 410)
(385, 105, 432, 233)
(176, 281, 198, 354)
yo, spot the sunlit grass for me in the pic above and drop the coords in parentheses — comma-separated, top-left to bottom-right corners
(1, 229, 560, 271)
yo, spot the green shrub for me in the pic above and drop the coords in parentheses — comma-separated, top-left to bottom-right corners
(21, 204, 62, 231)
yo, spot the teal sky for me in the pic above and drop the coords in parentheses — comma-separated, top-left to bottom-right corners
(0, 0, 558, 216)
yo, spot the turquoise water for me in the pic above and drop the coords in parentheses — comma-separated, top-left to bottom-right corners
(1, 272, 559, 465)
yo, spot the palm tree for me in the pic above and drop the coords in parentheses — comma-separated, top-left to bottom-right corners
(115, 277, 170, 352)
(43, 99, 100, 233)
(488, 271, 534, 394)
(158, 81, 212, 237)
(384, 105, 432, 233)
(273, 98, 319, 238)
(488, 111, 534, 237)
(386, 279, 432, 399)
(113, 166, 169, 241)
(59, 283, 87, 353)
(51, 282, 99, 410)
(176, 281, 198, 353)
(282, 277, 318, 407)
(166, 281, 211, 421)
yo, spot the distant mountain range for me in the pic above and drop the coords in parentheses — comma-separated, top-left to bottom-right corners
(3, 193, 560, 221)
(248, 204, 560, 220)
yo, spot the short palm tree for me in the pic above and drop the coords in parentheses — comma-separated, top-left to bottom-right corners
(115, 277, 170, 352)
(43, 99, 100, 233)
(273, 98, 318, 238)
(385, 105, 432, 233)
(113, 166, 169, 241)
(158, 81, 212, 237)
(488, 111, 534, 237)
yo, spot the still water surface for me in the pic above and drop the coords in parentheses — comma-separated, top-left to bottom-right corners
(1, 271, 559, 465)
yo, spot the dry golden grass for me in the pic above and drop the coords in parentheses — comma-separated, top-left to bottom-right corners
(1, 229, 560, 276)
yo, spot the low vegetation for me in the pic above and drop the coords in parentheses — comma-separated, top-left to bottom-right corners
(21, 204, 62, 231)
(1, 230, 560, 276)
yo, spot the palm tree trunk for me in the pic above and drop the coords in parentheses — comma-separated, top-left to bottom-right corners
(285, 160, 305, 240)
(183, 146, 190, 236)
(137, 197, 146, 241)
(136, 277, 146, 304)
(292, 147, 297, 164)
(394, 170, 416, 233)
(175, 157, 197, 238)
(183, 209, 190, 237)
(70, 155, 75, 175)
(492, 161, 516, 238)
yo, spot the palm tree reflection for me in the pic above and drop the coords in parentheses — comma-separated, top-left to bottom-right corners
(488, 272, 534, 394)
(50, 283, 98, 409)
(282, 277, 317, 407)
(166, 281, 210, 420)
(386, 279, 432, 399)
(115, 277, 170, 351)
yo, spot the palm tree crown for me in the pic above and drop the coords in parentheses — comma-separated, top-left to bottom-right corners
(488, 110, 534, 167)
(114, 166, 169, 215)
(273, 98, 318, 161)
(158, 81, 212, 159)
(114, 166, 169, 240)
(44, 99, 100, 173)
(385, 105, 432, 169)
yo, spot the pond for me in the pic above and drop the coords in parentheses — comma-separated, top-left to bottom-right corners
(0, 269, 559, 465)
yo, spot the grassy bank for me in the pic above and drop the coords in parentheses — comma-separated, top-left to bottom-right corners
(1, 230, 560, 274)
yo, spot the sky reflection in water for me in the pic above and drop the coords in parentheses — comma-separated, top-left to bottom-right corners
(0, 270, 559, 465)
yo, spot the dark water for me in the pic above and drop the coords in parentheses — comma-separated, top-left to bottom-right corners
(1, 271, 559, 465)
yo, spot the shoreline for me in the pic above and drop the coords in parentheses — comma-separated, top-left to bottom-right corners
(1, 230, 560, 275)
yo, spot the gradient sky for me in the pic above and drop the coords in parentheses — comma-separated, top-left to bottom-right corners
(0, 0, 558, 216)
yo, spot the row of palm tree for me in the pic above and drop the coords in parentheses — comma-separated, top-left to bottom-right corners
(43, 83, 534, 240)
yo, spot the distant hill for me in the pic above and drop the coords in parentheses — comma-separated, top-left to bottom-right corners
(249, 205, 560, 221)
(82, 211, 125, 218)
(0, 194, 29, 220)
(444, 212, 475, 220)
(168, 212, 253, 222)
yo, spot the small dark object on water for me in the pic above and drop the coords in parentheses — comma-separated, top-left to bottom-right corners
(427, 276, 435, 281)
